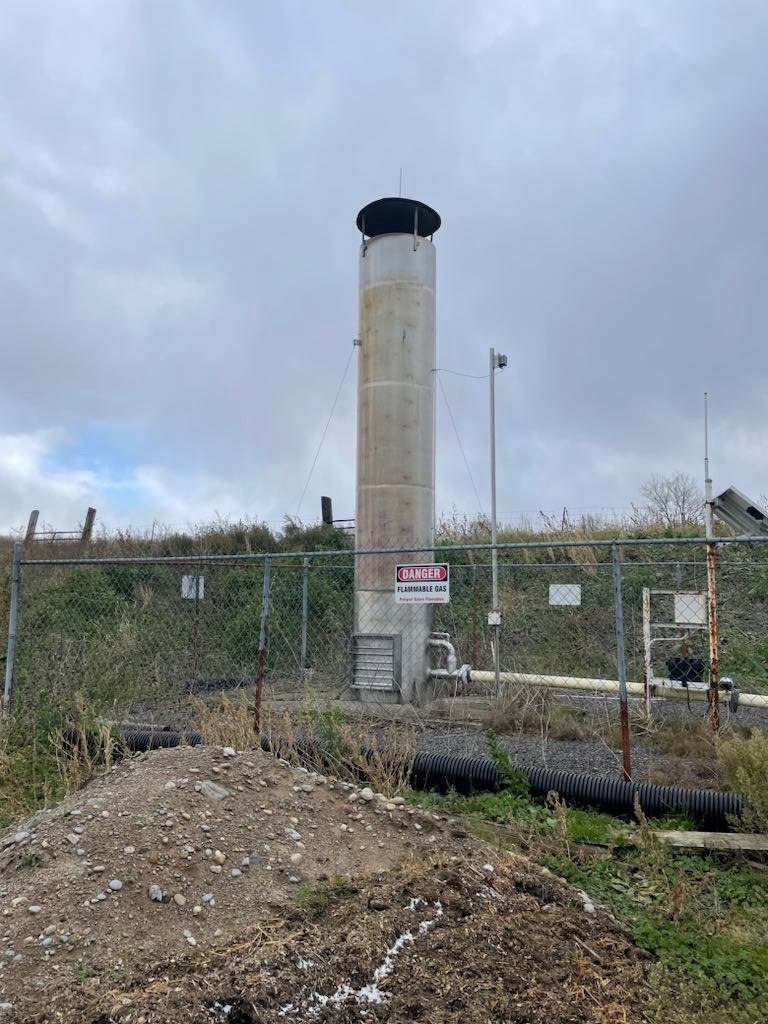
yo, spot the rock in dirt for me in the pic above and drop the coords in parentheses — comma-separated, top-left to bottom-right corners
(197, 780, 230, 802)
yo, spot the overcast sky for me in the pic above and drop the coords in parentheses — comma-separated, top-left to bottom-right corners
(1, 0, 766, 535)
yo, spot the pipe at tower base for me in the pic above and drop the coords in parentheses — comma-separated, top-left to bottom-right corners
(439, 669, 768, 710)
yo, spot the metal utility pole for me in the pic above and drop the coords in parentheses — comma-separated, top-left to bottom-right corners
(489, 347, 507, 700)
(703, 393, 720, 732)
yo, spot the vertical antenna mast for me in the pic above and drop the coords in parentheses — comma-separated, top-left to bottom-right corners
(704, 392, 714, 537)
(704, 392, 711, 492)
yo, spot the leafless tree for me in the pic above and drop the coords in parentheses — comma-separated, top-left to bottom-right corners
(632, 472, 704, 528)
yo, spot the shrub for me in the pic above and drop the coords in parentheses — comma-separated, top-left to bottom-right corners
(718, 729, 768, 833)
(484, 729, 529, 798)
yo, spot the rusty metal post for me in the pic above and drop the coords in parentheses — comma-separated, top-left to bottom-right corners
(703, 391, 720, 732)
(706, 540, 720, 733)
(641, 586, 652, 717)
(611, 545, 632, 781)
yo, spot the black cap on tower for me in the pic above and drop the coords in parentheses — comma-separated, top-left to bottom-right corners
(356, 198, 441, 239)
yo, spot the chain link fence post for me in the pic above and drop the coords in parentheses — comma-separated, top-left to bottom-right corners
(254, 557, 271, 733)
(611, 544, 632, 781)
(191, 560, 202, 678)
(2, 542, 23, 719)
(300, 556, 310, 676)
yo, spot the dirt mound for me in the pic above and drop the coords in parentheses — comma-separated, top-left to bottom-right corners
(0, 745, 648, 1022)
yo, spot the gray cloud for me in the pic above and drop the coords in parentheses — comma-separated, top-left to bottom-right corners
(1, 0, 766, 533)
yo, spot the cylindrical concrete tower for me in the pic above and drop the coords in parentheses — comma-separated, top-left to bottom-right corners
(352, 197, 441, 703)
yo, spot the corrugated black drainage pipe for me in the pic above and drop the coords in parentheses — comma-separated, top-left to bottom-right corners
(80, 726, 742, 830)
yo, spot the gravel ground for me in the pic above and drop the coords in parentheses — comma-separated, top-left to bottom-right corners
(414, 727, 708, 785)
(413, 690, 768, 788)
(557, 692, 768, 730)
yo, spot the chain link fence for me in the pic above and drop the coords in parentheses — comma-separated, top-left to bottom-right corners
(3, 537, 768, 778)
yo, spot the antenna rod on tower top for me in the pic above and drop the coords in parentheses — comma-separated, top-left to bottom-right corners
(704, 392, 710, 485)
(704, 391, 716, 536)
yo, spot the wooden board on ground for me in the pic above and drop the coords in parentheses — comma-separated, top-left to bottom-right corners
(655, 830, 768, 852)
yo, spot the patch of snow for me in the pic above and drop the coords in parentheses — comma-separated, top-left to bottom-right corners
(289, 901, 444, 1018)
(356, 983, 385, 1004)
(209, 1003, 233, 1020)
(577, 889, 596, 915)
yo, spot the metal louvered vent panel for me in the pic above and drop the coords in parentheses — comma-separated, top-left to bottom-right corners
(351, 633, 401, 691)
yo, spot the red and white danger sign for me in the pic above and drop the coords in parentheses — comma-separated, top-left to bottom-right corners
(395, 563, 450, 604)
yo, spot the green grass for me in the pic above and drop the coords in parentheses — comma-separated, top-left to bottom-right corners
(407, 730, 768, 1020)
(411, 778, 768, 1019)
(73, 962, 97, 984)
(292, 875, 351, 915)
(636, 914, 768, 997)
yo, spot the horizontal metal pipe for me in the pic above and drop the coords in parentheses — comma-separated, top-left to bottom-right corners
(467, 670, 768, 709)
(20, 534, 768, 566)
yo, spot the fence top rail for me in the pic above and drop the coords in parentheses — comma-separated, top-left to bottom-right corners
(16, 533, 768, 567)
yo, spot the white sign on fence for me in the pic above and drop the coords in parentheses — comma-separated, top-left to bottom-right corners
(549, 583, 581, 606)
(181, 575, 204, 600)
(395, 563, 450, 604)
(674, 591, 707, 626)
